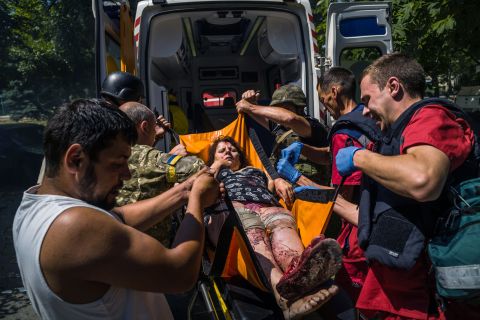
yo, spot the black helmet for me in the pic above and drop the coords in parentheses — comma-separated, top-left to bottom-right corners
(100, 72, 145, 105)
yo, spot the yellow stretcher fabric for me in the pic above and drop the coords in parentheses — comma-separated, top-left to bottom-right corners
(180, 114, 265, 170)
(286, 199, 335, 248)
(120, 3, 135, 74)
(180, 115, 334, 291)
(222, 227, 270, 292)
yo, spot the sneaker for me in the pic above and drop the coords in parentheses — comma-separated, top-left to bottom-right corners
(276, 236, 342, 303)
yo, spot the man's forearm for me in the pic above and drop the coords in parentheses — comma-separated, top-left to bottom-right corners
(333, 195, 358, 226)
(114, 182, 189, 231)
(249, 105, 311, 137)
(302, 144, 331, 165)
(167, 195, 205, 290)
(171, 196, 204, 247)
(353, 145, 449, 201)
(241, 105, 270, 129)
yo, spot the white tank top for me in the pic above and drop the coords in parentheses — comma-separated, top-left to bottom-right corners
(13, 186, 174, 320)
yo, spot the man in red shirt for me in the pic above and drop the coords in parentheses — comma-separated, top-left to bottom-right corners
(317, 67, 373, 303)
(278, 67, 379, 318)
(335, 53, 475, 319)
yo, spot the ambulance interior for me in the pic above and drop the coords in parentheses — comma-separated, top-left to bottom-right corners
(145, 9, 310, 134)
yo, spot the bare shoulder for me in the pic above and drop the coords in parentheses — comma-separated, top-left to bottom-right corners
(40, 206, 129, 274)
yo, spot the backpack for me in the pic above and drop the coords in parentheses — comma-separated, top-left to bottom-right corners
(428, 177, 480, 301)
(414, 98, 480, 301)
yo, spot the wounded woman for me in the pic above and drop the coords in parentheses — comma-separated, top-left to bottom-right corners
(207, 136, 342, 319)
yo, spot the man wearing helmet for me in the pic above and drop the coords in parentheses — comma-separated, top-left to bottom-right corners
(101, 73, 204, 246)
(101, 71, 146, 106)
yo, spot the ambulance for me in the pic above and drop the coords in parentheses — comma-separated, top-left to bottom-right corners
(93, 0, 392, 150)
(91, 2, 393, 318)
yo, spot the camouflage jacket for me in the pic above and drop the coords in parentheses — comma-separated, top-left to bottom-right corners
(270, 128, 331, 186)
(116, 144, 205, 246)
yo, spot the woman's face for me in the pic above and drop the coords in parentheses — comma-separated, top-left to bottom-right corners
(214, 141, 241, 171)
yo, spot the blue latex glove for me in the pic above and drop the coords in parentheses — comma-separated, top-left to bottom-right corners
(294, 185, 320, 194)
(276, 158, 301, 183)
(280, 141, 304, 165)
(336, 146, 363, 177)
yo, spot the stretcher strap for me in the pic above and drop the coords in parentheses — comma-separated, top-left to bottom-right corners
(247, 121, 280, 180)
(209, 194, 272, 292)
(295, 188, 335, 203)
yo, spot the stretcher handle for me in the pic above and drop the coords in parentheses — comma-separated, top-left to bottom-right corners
(153, 109, 181, 145)
(168, 127, 181, 145)
(332, 175, 347, 203)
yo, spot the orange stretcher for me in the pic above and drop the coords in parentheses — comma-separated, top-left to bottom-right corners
(179, 114, 336, 319)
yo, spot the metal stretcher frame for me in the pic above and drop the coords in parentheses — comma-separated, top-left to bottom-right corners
(180, 114, 338, 319)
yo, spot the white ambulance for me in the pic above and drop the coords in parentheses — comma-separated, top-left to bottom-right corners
(93, 0, 392, 150)
(91, 2, 392, 318)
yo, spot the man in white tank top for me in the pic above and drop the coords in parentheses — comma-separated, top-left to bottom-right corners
(13, 99, 222, 319)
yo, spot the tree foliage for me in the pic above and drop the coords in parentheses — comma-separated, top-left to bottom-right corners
(314, 0, 480, 96)
(1, 0, 95, 120)
(1, 0, 479, 119)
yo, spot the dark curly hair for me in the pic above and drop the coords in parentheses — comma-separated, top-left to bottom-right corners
(44, 98, 137, 177)
(207, 136, 249, 169)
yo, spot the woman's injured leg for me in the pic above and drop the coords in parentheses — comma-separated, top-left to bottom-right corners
(245, 227, 337, 319)
(234, 202, 342, 318)
(259, 206, 304, 271)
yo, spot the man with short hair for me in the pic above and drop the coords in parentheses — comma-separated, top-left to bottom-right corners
(280, 67, 378, 304)
(13, 99, 221, 320)
(117, 101, 205, 246)
(236, 84, 330, 204)
(100, 72, 186, 155)
(335, 53, 476, 319)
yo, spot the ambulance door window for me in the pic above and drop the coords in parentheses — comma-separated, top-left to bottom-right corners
(340, 47, 382, 101)
(105, 35, 121, 74)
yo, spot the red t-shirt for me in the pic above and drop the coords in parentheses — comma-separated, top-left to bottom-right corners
(356, 105, 474, 319)
(331, 133, 364, 185)
(331, 132, 369, 301)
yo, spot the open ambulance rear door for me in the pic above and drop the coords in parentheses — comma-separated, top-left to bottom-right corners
(324, 1, 392, 100)
(92, 0, 136, 95)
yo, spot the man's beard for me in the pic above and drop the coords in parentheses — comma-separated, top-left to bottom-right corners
(78, 163, 117, 211)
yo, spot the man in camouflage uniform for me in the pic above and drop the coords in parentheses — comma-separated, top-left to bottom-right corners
(117, 102, 204, 246)
(237, 84, 330, 186)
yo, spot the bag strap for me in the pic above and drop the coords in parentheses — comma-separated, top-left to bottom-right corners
(247, 117, 280, 180)
(270, 129, 294, 158)
(327, 107, 381, 149)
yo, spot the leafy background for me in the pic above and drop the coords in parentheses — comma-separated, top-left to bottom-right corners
(0, 1, 478, 317)
(0, 0, 479, 118)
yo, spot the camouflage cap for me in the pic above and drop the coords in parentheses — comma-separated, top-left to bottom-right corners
(270, 84, 306, 108)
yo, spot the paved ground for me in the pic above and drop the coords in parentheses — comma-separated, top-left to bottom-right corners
(0, 190, 38, 319)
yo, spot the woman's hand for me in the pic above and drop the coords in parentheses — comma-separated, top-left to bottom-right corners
(209, 159, 232, 176)
(273, 178, 294, 207)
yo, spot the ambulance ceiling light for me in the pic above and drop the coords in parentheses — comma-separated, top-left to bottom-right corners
(240, 16, 265, 56)
(182, 17, 197, 57)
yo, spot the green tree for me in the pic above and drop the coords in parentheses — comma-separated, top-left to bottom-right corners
(0, 2, 15, 92)
(392, 0, 480, 96)
(313, 0, 480, 96)
(1, 0, 95, 120)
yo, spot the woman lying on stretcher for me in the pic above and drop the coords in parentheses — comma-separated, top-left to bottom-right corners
(207, 136, 342, 319)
